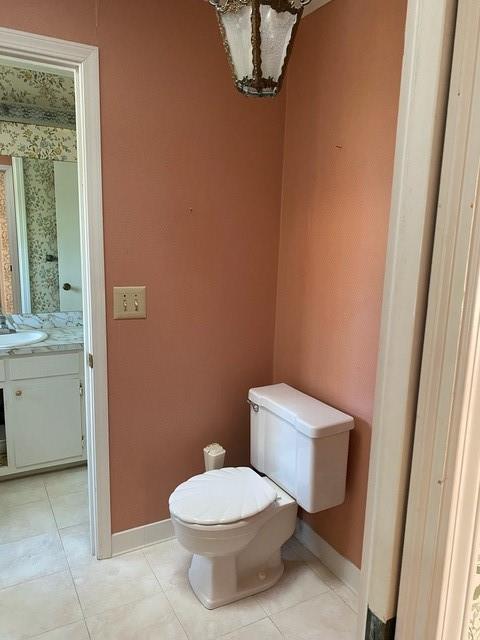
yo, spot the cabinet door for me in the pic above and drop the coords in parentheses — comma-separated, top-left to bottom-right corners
(9, 377, 83, 468)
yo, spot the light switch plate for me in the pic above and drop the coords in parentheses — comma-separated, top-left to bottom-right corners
(113, 286, 147, 319)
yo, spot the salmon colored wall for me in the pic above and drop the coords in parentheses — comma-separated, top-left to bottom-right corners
(274, 0, 407, 567)
(0, 0, 285, 532)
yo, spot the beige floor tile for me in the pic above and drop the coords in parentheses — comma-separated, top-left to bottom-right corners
(50, 490, 89, 529)
(30, 621, 90, 639)
(220, 617, 283, 639)
(0, 499, 56, 544)
(164, 579, 266, 640)
(43, 467, 88, 498)
(0, 531, 67, 589)
(255, 559, 330, 615)
(290, 537, 350, 590)
(86, 592, 188, 640)
(272, 591, 357, 640)
(144, 538, 192, 589)
(0, 570, 82, 640)
(0, 475, 48, 507)
(71, 551, 161, 616)
(59, 523, 93, 568)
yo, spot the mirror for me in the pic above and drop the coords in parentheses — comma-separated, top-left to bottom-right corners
(0, 156, 81, 314)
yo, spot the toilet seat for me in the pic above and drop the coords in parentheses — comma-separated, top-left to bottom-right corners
(169, 467, 277, 526)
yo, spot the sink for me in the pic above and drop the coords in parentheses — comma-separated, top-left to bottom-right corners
(0, 330, 48, 349)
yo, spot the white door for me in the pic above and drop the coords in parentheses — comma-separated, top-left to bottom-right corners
(9, 377, 83, 468)
(54, 161, 82, 311)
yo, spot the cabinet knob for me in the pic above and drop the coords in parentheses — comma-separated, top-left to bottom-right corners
(63, 282, 72, 291)
(15, 390, 22, 396)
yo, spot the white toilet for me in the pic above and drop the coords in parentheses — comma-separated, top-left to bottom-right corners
(169, 383, 354, 609)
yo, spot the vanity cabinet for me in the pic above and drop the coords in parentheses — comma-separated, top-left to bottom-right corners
(0, 351, 85, 477)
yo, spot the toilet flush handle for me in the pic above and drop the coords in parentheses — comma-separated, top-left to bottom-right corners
(247, 399, 259, 413)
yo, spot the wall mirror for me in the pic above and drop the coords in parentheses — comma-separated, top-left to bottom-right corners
(0, 157, 81, 314)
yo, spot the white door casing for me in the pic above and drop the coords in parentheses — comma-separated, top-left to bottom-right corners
(358, 0, 458, 635)
(0, 27, 111, 559)
(396, 1, 480, 637)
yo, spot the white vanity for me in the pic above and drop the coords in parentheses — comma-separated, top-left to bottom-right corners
(0, 344, 85, 478)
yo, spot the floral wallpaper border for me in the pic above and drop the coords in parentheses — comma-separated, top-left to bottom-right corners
(0, 103, 75, 130)
(0, 64, 75, 129)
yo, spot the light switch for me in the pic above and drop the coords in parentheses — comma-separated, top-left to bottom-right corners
(113, 286, 147, 319)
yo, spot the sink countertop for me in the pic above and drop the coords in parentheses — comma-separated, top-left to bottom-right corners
(0, 327, 84, 357)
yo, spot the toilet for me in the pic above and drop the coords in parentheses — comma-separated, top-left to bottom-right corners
(169, 383, 354, 609)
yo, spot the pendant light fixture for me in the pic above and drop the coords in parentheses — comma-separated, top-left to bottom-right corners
(209, 0, 311, 97)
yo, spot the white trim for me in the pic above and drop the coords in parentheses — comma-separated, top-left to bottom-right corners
(295, 519, 360, 593)
(0, 55, 73, 77)
(111, 519, 175, 557)
(0, 27, 111, 559)
(111, 514, 361, 595)
(358, 0, 457, 635)
(10, 158, 30, 313)
(73, 43, 111, 560)
(396, 1, 480, 638)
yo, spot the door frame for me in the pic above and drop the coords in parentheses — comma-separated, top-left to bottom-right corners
(0, 27, 111, 558)
(357, 0, 458, 636)
(396, 1, 480, 637)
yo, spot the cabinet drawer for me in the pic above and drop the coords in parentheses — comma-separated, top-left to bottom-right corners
(9, 353, 80, 380)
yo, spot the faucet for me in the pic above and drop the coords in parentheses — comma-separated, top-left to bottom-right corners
(0, 315, 16, 334)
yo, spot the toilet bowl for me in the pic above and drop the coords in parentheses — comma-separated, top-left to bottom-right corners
(170, 469, 297, 609)
(169, 383, 354, 609)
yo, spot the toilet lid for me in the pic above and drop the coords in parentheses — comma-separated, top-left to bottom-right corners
(169, 467, 277, 525)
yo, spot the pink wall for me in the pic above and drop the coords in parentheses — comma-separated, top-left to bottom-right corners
(0, 0, 406, 565)
(0, 0, 285, 533)
(275, 0, 407, 567)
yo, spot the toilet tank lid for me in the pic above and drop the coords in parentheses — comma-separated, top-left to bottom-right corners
(249, 384, 354, 439)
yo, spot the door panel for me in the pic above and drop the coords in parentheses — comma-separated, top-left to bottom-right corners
(10, 377, 83, 468)
(54, 161, 82, 311)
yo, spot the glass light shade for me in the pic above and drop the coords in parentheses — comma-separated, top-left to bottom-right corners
(213, 0, 307, 97)
(221, 5, 254, 82)
(259, 5, 297, 82)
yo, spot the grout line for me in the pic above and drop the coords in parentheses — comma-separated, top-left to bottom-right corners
(141, 545, 191, 639)
(215, 615, 271, 639)
(43, 475, 61, 531)
(269, 614, 285, 637)
(52, 472, 91, 636)
(57, 519, 89, 627)
(0, 567, 67, 593)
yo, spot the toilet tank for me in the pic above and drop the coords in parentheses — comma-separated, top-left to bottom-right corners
(249, 383, 354, 513)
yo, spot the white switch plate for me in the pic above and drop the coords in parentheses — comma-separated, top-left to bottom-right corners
(113, 286, 147, 319)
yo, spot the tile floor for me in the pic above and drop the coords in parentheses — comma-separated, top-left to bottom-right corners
(0, 467, 358, 639)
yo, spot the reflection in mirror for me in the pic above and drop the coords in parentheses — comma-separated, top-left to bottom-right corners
(0, 157, 81, 314)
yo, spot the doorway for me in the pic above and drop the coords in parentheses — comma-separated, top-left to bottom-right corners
(0, 28, 110, 559)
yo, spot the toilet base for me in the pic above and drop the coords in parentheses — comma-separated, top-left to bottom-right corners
(188, 550, 285, 610)
(172, 477, 298, 610)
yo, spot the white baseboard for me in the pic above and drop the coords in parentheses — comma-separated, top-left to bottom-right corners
(295, 518, 361, 593)
(111, 518, 174, 556)
(111, 515, 361, 596)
